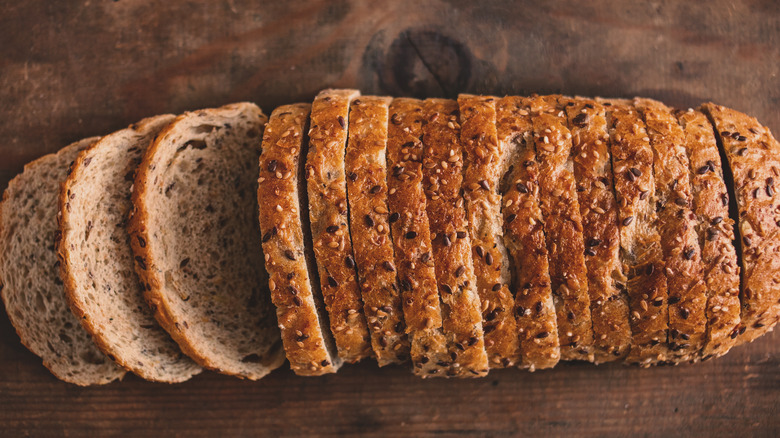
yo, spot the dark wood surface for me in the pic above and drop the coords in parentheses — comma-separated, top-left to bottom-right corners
(1, 1, 778, 436)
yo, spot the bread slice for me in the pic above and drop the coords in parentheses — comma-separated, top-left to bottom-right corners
(458, 94, 519, 368)
(305, 89, 372, 363)
(527, 95, 594, 362)
(386, 98, 450, 377)
(128, 103, 285, 379)
(345, 96, 410, 365)
(675, 108, 741, 360)
(259, 103, 341, 376)
(496, 96, 561, 371)
(599, 99, 670, 366)
(421, 98, 489, 377)
(561, 97, 632, 363)
(634, 98, 707, 362)
(0, 137, 126, 385)
(701, 103, 780, 344)
(59, 116, 202, 383)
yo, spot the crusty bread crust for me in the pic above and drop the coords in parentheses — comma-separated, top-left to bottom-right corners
(676, 109, 741, 359)
(386, 98, 450, 377)
(527, 95, 594, 362)
(702, 103, 780, 344)
(1, 137, 126, 386)
(259, 103, 341, 375)
(600, 99, 670, 365)
(129, 103, 285, 379)
(422, 98, 489, 377)
(59, 114, 203, 383)
(458, 94, 519, 368)
(346, 96, 410, 365)
(561, 97, 632, 363)
(305, 89, 372, 363)
(496, 96, 561, 371)
(634, 98, 707, 362)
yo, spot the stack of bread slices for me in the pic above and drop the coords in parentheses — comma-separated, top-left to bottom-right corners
(1, 90, 778, 384)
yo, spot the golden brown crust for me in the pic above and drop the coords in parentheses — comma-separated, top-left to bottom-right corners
(527, 95, 594, 362)
(496, 96, 561, 370)
(600, 99, 670, 365)
(305, 89, 372, 363)
(634, 98, 707, 362)
(676, 109, 741, 359)
(346, 96, 410, 365)
(561, 97, 632, 363)
(386, 98, 450, 377)
(259, 104, 340, 375)
(458, 94, 519, 368)
(422, 98, 489, 377)
(701, 103, 780, 344)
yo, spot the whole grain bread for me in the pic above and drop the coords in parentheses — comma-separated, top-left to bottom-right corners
(386, 98, 450, 377)
(305, 89, 372, 363)
(258, 103, 342, 376)
(600, 99, 670, 366)
(675, 108, 741, 360)
(702, 103, 780, 344)
(0, 137, 126, 385)
(561, 97, 632, 363)
(346, 96, 410, 365)
(527, 95, 594, 362)
(458, 94, 519, 368)
(422, 98, 489, 377)
(128, 103, 285, 379)
(59, 115, 202, 383)
(496, 96, 561, 371)
(634, 98, 707, 362)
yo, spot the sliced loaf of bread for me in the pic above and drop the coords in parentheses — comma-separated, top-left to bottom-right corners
(0, 137, 126, 385)
(58, 115, 202, 383)
(128, 103, 285, 379)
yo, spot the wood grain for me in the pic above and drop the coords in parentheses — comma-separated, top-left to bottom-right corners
(0, 0, 778, 436)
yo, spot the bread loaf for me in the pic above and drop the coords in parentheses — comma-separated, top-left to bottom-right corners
(5, 92, 779, 383)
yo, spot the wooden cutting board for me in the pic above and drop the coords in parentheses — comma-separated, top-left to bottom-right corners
(0, 1, 777, 436)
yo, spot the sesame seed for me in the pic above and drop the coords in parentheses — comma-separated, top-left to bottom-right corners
(389, 212, 400, 223)
(668, 295, 681, 305)
(364, 215, 374, 227)
(284, 250, 296, 261)
(455, 265, 466, 277)
(382, 261, 395, 272)
(441, 284, 453, 294)
(337, 116, 346, 129)
(506, 213, 517, 224)
(442, 234, 451, 247)
(345, 255, 355, 268)
(456, 231, 466, 239)
(492, 283, 501, 291)
(405, 231, 417, 239)
(485, 252, 493, 266)
(516, 182, 529, 193)
(622, 216, 634, 226)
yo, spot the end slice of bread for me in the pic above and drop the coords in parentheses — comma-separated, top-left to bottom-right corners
(0, 137, 126, 385)
(58, 115, 202, 383)
(129, 103, 285, 379)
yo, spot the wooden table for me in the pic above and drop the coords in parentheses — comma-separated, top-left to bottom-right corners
(1, 1, 778, 436)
